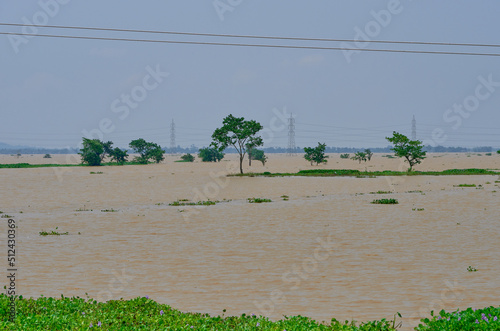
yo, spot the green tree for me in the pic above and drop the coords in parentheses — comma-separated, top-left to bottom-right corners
(365, 149, 373, 161)
(180, 153, 195, 162)
(79, 138, 105, 166)
(304, 142, 328, 165)
(150, 146, 165, 164)
(386, 131, 427, 171)
(198, 147, 224, 162)
(129, 138, 165, 164)
(249, 148, 267, 166)
(211, 114, 263, 174)
(351, 151, 367, 164)
(109, 147, 128, 165)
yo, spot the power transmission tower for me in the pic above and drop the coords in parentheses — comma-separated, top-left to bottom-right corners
(287, 113, 296, 156)
(170, 119, 176, 154)
(411, 115, 417, 140)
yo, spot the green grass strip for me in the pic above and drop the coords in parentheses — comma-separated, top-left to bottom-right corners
(232, 168, 499, 178)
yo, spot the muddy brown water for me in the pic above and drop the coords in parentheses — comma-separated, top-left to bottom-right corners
(1, 153, 499, 329)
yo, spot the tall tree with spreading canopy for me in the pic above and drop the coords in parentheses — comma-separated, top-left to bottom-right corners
(386, 131, 426, 171)
(211, 114, 263, 174)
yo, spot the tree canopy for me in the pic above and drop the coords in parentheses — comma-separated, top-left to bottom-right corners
(79, 138, 105, 166)
(198, 147, 224, 162)
(386, 131, 426, 171)
(211, 114, 263, 174)
(304, 143, 328, 165)
(129, 138, 165, 164)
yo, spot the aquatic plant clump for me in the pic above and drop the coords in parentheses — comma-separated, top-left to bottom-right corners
(371, 199, 399, 205)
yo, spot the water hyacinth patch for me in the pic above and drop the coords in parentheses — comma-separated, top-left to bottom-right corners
(416, 306, 500, 330)
(0, 294, 402, 330)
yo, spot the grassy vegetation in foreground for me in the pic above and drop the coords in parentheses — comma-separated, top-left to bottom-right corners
(233, 168, 499, 178)
(1, 294, 499, 330)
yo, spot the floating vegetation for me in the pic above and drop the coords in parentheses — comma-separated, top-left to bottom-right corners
(39, 227, 69, 236)
(247, 198, 272, 203)
(371, 199, 399, 205)
(369, 191, 392, 194)
(412, 208, 425, 211)
(168, 200, 218, 206)
(90, 171, 103, 174)
(454, 184, 477, 187)
(467, 266, 478, 272)
(101, 209, 119, 212)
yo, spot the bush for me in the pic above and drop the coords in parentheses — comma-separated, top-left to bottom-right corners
(43, 154, 52, 158)
(249, 148, 267, 165)
(180, 153, 195, 162)
(340, 153, 350, 159)
(129, 138, 164, 164)
(198, 147, 224, 162)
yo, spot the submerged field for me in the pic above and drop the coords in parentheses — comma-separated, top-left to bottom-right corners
(1, 153, 499, 330)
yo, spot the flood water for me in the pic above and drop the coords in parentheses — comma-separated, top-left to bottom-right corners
(1, 153, 499, 330)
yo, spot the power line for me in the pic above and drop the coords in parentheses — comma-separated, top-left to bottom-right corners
(2, 31, 500, 57)
(2, 22, 500, 49)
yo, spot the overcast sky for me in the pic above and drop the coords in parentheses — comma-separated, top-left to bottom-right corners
(1, 1, 499, 149)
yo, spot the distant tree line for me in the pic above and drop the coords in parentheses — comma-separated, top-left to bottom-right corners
(0, 142, 495, 155)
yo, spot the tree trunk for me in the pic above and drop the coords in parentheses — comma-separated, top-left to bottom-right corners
(240, 155, 244, 174)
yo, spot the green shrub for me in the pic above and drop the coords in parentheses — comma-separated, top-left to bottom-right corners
(340, 153, 350, 159)
(198, 147, 224, 162)
(179, 153, 195, 162)
(43, 154, 52, 158)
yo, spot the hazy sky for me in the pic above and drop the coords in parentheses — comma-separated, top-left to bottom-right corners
(1, 1, 499, 149)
